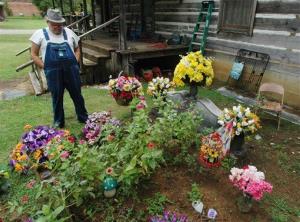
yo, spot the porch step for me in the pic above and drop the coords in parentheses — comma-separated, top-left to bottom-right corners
(82, 47, 110, 63)
(83, 57, 97, 67)
(82, 39, 115, 55)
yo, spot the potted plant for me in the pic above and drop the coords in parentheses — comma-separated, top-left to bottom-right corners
(103, 176, 118, 198)
(229, 165, 273, 213)
(108, 74, 143, 106)
(173, 51, 214, 98)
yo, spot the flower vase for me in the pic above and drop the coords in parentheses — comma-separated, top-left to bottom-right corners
(189, 82, 198, 99)
(0, 180, 10, 194)
(230, 132, 246, 157)
(237, 194, 253, 213)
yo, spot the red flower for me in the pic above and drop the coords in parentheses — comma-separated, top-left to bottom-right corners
(68, 136, 76, 143)
(211, 132, 221, 141)
(21, 195, 29, 204)
(106, 167, 114, 175)
(147, 142, 156, 150)
(243, 165, 249, 170)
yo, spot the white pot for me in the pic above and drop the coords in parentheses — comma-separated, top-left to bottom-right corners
(104, 188, 116, 198)
(192, 200, 204, 214)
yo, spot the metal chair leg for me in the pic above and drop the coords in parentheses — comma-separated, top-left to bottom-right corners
(277, 112, 281, 130)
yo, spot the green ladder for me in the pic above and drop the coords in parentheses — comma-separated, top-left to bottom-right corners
(188, 1, 214, 54)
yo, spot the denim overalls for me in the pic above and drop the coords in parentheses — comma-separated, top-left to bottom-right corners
(43, 28, 88, 127)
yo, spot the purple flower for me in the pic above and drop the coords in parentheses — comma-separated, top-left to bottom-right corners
(149, 211, 188, 222)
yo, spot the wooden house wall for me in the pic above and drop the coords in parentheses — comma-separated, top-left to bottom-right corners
(154, 0, 300, 108)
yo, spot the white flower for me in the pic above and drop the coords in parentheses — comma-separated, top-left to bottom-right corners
(237, 127, 243, 132)
(237, 112, 243, 118)
(236, 131, 240, 136)
(218, 120, 224, 126)
(224, 108, 229, 113)
(248, 120, 254, 125)
(233, 121, 237, 127)
(233, 106, 238, 113)
(242, 121, 248, 127)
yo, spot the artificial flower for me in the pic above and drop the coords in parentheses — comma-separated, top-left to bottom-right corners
(173, 51, 214, 87)
(218, 105, 261, 136)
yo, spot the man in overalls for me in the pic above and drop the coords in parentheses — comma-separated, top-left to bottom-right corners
(30, 9, 88, 128)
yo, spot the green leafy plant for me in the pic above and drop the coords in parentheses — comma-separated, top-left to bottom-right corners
(221, 154, 237, 172)
(187, 183, 203, 202)
(146, 192, 171, 216)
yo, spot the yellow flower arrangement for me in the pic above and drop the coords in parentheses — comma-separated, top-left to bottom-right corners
(173, 51, 214, 87)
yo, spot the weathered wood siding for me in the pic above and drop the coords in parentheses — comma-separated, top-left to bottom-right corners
(154, 0, 300, 108)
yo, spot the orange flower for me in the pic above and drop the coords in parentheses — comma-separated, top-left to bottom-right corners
(24, 124, 32, 130)
(15, 163, 23, 172)
(16, 143, 23, 150)
(33, 150, 42, 160)
(64, 130, 70, 137)
(18, 155, 28, 161)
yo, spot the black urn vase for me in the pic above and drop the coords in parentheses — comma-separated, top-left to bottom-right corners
(230, 132, 246, 157)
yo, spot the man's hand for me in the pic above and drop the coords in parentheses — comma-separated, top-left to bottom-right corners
(74, 46, 81, 64)
(31, 42, 44, 69)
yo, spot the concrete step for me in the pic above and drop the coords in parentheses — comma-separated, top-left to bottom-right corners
(82, 47, 110, 63)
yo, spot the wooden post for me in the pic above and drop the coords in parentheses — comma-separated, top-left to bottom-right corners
(69, 0, 74, 14)
(52, 0, 55, 8)
(60, 0, 64, 15)
(83, 0, 88, 15)
(91, 0, 96, 28)
(119, 0, 129, 73)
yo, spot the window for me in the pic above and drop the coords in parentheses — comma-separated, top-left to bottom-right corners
(218, 0, 257, 36)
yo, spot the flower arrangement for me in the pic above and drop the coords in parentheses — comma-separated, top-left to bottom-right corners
(108, 75, 143, 105)
(147, 77, 174, 97)
(199, 132, 224, 168)
(229, 165, 273, 201)
(218, 105, 261, 136)
(149, 211, 188, 222)
(9, 125, 67, 173)
(82, 111, 121, 145)
(173, 51, 214, 87)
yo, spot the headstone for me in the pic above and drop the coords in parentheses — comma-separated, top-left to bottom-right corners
(167, 90, 222, 129)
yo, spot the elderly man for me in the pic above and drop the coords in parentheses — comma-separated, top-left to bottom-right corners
(30, 9, 88, 128)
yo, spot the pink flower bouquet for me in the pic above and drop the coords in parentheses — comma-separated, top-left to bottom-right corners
(229, 165, 272, 201)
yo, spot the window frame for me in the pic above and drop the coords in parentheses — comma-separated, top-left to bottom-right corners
(217, 0, 257, 36)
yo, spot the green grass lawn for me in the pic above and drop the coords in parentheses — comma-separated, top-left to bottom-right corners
(0, 87, 132, 162)
(0, 35, 32, 80)
(0, 17, 45, 30)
